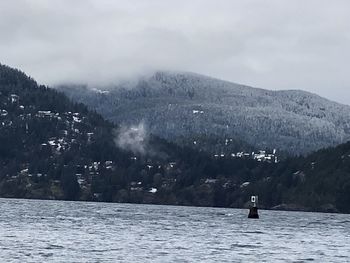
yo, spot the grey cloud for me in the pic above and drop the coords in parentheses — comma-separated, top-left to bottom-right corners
(0, 0, 350, 104)
(114, 122, 148, 156)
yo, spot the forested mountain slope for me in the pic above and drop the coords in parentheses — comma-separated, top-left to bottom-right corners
(1, 64, 350, 213)
(0, 64, 275, 204)
(58, 71, 350, 155)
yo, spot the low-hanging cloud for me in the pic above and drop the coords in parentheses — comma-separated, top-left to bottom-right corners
(114, 122, 148, 155)
(1, 0, 350, 104)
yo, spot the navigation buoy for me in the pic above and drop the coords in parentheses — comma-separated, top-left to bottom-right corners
(248, 195, 259, 219)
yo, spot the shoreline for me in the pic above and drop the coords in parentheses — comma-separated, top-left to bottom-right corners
(0, 196, 344, 215)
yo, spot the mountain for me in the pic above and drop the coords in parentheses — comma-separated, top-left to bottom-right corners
(57, 71, 350, 155)
(1, 63, 350, 213)
(0, 63, 277, 205)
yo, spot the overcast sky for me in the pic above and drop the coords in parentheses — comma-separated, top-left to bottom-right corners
(1, 0, 350, 104)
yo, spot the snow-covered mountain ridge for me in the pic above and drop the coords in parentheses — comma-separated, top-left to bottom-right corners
(57, 71, 350, 155)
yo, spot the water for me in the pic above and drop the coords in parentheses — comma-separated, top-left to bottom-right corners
(0, 199, 349, 262)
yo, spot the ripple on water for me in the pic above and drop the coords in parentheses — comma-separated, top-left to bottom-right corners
(0, 199, 349, 262)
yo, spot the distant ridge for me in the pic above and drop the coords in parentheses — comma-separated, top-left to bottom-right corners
(57, 71, 350, 155)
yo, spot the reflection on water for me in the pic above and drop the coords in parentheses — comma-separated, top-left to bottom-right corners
(0, 198, 349, 262)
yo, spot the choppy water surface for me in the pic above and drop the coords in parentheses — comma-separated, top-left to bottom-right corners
(0, 199, 349, 262)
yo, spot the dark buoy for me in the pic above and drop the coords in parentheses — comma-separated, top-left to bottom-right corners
(248, 195, 259, 219)
(248, 206, 259, 219)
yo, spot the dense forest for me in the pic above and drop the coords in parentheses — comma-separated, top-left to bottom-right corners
(1, 63, 350, 213)
(57, 71, 350, 155)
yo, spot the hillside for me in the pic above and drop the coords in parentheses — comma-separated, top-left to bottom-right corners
(0, 64, 121, 200)
(280, 141, 350, 213)
(1, 64, 350, 213)
(57, 71, 350, 155)
(0, 64, 277, 205)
